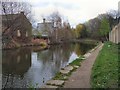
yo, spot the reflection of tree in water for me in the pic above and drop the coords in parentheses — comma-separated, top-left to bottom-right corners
(37, 44, 74, 73)
(74, 43, 82, 56)
(2, 43, 96, 88)
(74, 43, 96, 56)
(2, 48, 32, 88)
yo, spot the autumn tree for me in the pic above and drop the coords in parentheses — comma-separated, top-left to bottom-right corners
(75, 24, 86, 39)
(80, 24, 88, 38)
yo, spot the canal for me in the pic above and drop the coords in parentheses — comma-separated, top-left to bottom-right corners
(2, 43, 96, 88)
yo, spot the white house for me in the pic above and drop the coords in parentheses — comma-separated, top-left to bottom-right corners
(37, 18, 54, 37)
(37, 18, 62, 37)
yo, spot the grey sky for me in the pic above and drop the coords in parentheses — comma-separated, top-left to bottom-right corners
(30, 0, 119, 27)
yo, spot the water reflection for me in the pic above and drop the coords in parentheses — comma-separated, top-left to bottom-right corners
(2, 43, 95, 88)
(2, 48, 31, 76)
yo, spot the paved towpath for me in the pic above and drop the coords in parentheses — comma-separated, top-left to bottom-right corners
(64, 43, 103, 88)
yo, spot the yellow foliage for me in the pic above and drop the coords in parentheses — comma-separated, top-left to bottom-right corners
(74, 43, 81, 56)
(75, 24, 84, 38)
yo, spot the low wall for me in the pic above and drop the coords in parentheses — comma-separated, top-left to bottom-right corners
(109, 23, 120, 44)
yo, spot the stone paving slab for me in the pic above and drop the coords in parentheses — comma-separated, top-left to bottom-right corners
(84, 53, 91, 58)
(40, 85, 58, 88)
(64, 65, 73, 71)
(60, 65, 74, 74)
(73, 65, 79, 69)
(46, 80, 64, 86)
(60, 69, 70, 74)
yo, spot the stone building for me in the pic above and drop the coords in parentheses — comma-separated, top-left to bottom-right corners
(2, 12, 32, 48)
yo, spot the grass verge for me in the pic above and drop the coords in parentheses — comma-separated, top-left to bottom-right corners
(91, 41, 119, 88)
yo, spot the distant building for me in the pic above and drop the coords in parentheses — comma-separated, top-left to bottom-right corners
(37, 18, 62, 37)
(2, 12, 32, 48)
(37, 18, 54, 37)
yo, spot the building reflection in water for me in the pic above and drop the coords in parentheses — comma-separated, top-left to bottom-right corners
(2, 48, 31, 76)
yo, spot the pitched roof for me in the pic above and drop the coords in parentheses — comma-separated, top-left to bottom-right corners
(1, 12, 25, 21)
(1, 14, 21, 22)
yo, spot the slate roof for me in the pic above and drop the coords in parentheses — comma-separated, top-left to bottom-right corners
(1, 14, 19, 21)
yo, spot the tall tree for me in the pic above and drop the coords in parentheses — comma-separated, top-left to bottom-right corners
(46, 11, 72, 43)
(75, 24, 84, 39)
(99, 17, 110, 41)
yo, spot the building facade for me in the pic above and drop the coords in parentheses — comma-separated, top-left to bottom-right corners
(37, 18, 54, 37)
(37, 18, 62, 37)
(2, 12, 32, 48)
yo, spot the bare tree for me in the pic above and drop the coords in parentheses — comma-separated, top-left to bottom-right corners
(107, 10, 119, 19)
(1, 1, 33, 35)
(107, 9, 120, 25)
(46, 11, 72, 44)
(47, 11, 62, 43)
(1, 1, 34, 23)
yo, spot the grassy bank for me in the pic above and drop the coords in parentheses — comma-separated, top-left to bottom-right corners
(53, 56, 85, 81)
(91, 42, 119, 88)
(73, 38, 99, 45)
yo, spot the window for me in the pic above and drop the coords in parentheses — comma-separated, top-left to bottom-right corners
(26, 31, 28, 37)
(17, 30, 21, 37)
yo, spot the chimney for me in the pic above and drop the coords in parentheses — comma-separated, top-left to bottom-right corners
(43, 18, 45, 23)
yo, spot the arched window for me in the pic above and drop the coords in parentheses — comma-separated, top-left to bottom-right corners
(26, 31, 28, 37)
(17, 30, 21, 37)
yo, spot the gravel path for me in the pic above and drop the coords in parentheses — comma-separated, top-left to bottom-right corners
(64, 43, 103, 88)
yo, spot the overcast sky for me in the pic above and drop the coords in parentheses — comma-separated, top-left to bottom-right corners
(30, 0, 119, 27)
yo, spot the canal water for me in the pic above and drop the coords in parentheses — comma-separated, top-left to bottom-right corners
(2, 43, 96, 88)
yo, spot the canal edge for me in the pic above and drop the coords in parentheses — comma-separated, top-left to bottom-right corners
(40, 42, 103, 88)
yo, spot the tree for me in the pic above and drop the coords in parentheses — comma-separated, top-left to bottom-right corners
(46, 11, 73, 43)
(75, 24, 85, 39)
(107, 9, 120, 26)
(46, 11, 62, 43)
(107, 10, 119, 19)
(99, 17, 110, 41)
(80, 24, 88, 38)
(1, 1, 33, 23)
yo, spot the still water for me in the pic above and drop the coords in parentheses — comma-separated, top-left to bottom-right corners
(2, 43, 95, 88)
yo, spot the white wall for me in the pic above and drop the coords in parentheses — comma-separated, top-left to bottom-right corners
(109, 23, 120, 44)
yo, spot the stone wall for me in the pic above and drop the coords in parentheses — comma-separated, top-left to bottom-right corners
(109, 23, 120, 44)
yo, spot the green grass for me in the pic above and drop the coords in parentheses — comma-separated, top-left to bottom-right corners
(53, 72, 70, 80)
(80, 38, 99, 45)
(91, 41, 119, 88)
(69, 56, 85, 66)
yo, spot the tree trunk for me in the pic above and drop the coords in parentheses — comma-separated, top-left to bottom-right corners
(105, 36, 108, 41)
